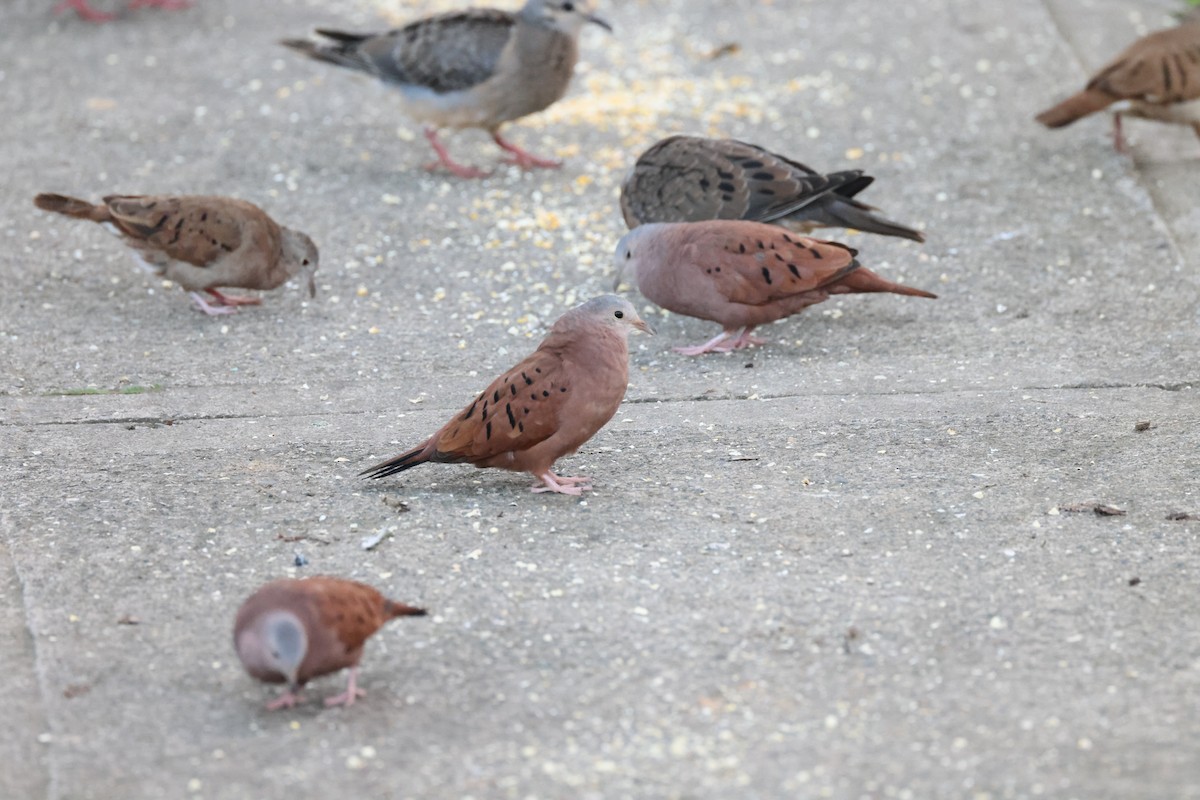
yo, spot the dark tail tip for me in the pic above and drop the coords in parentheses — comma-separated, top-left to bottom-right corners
(359, 446, 429, 480)
(386, 601, 428, 619)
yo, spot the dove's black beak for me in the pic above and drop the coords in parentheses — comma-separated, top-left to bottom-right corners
(586, 13, 613, 33)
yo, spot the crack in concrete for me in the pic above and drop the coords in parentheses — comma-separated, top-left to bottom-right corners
(3, 380, 1193, 428)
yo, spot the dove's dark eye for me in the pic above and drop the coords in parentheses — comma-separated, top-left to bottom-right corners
(625, 251, 631, 259)
(614, 310, 624, 319)
(302, 259, 310, 266)
(562, 1, 574, 10)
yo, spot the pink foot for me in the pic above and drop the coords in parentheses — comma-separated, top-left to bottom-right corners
(128, 0, 190, 8)
(423, 127, 490, 179)
(324, 667, 365, 707)
(265, 690, 305, 710)
(674, 327, 766, 356)
(726, 329, 767, 350)
(532, 472, 593, 495)
(207, 288, 262, 307)
(189, 291, 237, 316)
(493, 133, 562, 170)
(54, 0, 117, 21)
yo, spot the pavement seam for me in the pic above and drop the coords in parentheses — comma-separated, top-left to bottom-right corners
(0, 531, 56, 799)
(5, 381, 1194, 428)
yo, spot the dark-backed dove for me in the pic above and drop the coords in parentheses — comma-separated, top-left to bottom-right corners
(1035, 12, 1200, 151)
(234, 576, 427, 710)
(614, 220, 936, 355)
(620, 135, 925, 243)
(54, 0, 189, 23)
(361, 295, 652, 495)
(33, 193, 318, 315)
(281, 0, 612, 178)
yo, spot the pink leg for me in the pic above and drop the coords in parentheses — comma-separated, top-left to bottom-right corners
(189, 291, 237, 316)
(531, 472, 593, 495)
(266, 690, 305, 710)
(422, 127, 489, 179)
(1112, 113, 1128, 154)
(207, 288, 262, 307)
(324, 667, 366, 708)
(492, 132, 562, 170)
(726, 327, 767, 350)
(128, 0, 190, 8)
(673, 329, 739, 356)
(53, 0, 117, 21)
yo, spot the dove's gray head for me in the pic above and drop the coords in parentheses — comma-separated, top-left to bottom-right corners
(560, 294, 654, 337)
(521, 0, 613, 35)
(612, 223, 669, 291)
(281, 228, 320, 298)
(236, 610, 308, 690)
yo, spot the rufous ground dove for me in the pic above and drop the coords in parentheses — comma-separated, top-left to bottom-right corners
(621, 135, 925, 243)
(234, 576, 427, 710)
(54, 0, 189, 23)
(1035, 12, 1200, 151)
(614, 221, 936, 355)
(33, 193, 318, 315)
(281, 0, 612, 178)
(361, 295, 652, 495)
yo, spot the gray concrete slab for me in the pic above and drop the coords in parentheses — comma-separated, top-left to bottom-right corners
(1, 0, 1198, 798)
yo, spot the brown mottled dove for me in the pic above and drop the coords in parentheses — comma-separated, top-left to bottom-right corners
(33, 193, 318, 315)
(362, 295, 652, 495)
(54, 0, 189, 23)
(234, 576, 427, 710)
(281, 0, 612, 178)
(621, 135, 925, 243)
(614, 221, 936, 355)
(1035, 12, 1200, 151)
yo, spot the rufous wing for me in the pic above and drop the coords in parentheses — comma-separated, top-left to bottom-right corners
(103, 195, 251, 268)
(1089, 26, 1200, 103)
(305, 577, 390, 656)
(432, 348, 570, 464)
(693, 226, 858, 307)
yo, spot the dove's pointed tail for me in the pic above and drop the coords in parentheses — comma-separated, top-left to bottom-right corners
(836, 263, 938, 299)
(360, 440, 437, 480)
(1035, 89, 1114, 129)
(383, 600, 428, 620)
(280, 30, 374, 74)
(34, 193, 110, 222)
(806, 196, 926, 243)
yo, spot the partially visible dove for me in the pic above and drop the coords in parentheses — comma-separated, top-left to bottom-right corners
(33, 193, 318, 315)
(54, 0, 190, 23)
(234, 576, 427, 710)
(281, 0, 612, 178)
(614, 221, 936, 355)
(361, 295, 652, 495)
(1035, 12, 1200, 151)
(620, 135, 925, 243)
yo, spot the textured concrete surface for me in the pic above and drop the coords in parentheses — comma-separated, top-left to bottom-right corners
(2, 0, 1199, 798)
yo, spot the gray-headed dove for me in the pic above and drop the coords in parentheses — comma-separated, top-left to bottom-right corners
(620, 135, 925, 243)
(614, 220, 936, 355)
(33, 193, 318, 315)
(1035, 12, 1200, 151)
(54, 0, 189, 23)
(361, 295, 652, 495)
(234, 576, 427, 710)
(281, 0, 612, 178)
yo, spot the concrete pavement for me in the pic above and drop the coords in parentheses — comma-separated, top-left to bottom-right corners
(1, 0, 1198, 797)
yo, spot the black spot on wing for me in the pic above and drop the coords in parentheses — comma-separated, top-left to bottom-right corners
(761, 267, 772, 285)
